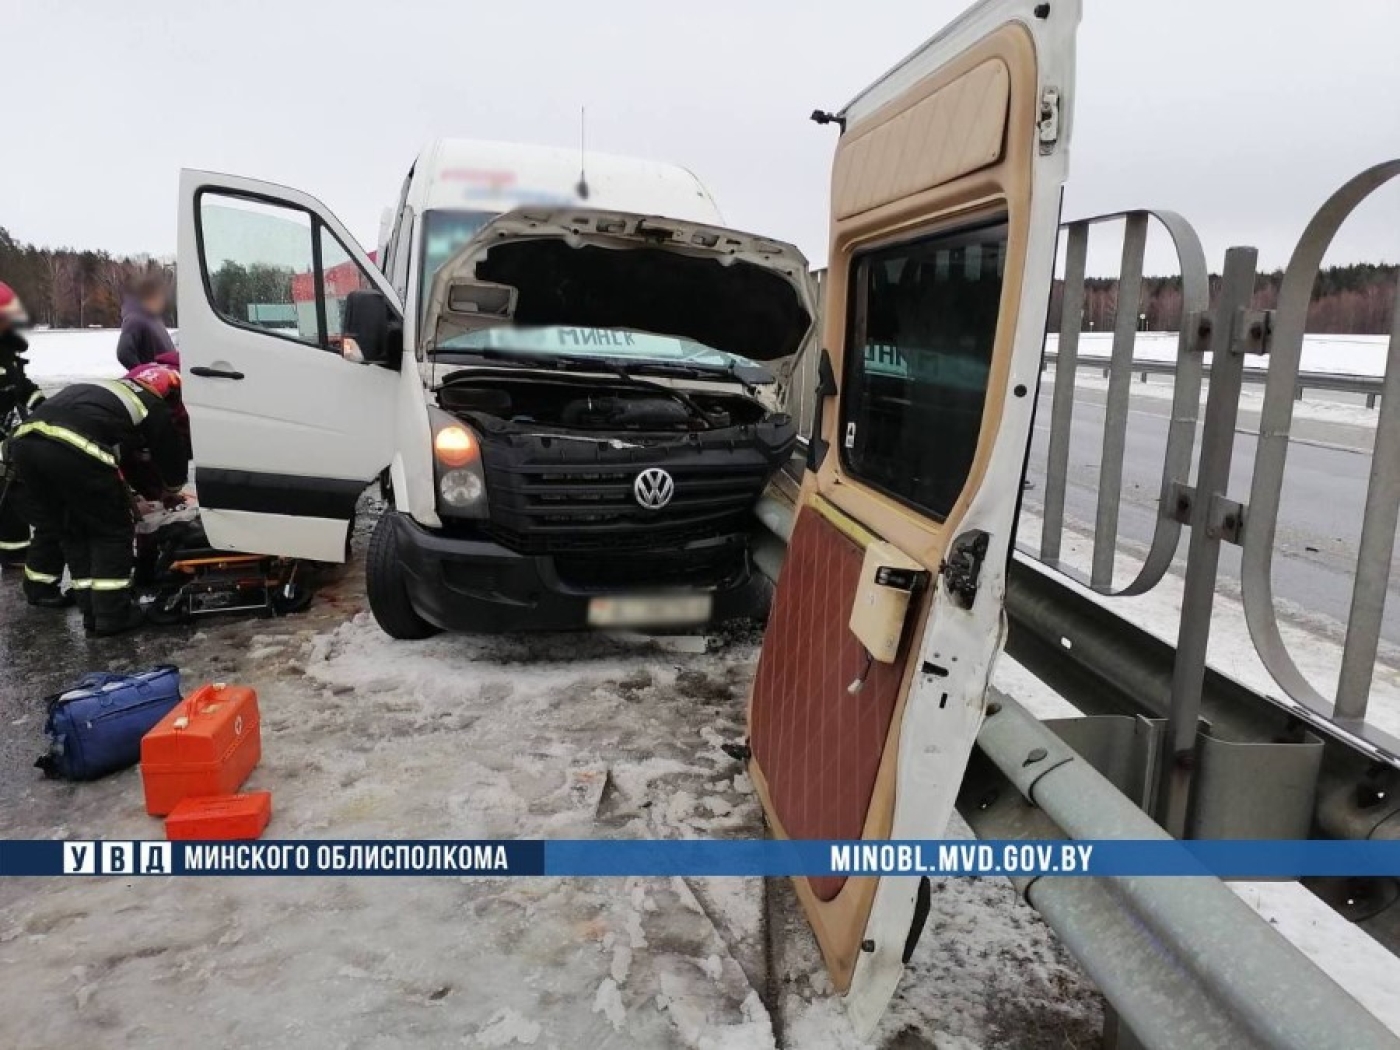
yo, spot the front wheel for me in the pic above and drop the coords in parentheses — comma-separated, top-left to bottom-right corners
(366, 514, 439, 640)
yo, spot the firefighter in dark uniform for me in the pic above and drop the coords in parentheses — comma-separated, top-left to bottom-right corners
(0, 281, 45, 570)
(8, 364, 187, 636)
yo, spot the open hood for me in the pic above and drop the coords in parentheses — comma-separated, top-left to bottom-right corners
(421, 208, 817, 362)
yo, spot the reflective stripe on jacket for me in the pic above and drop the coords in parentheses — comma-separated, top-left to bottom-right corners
(94, 380, 149, 425)
(12, 420, 117, 467)
(16, 378, 187, 488)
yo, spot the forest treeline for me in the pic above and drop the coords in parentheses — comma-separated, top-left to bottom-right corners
(2, 223, 1396, 335)
(1047, 262, 1398, 335)
(0, 227, 174, 328)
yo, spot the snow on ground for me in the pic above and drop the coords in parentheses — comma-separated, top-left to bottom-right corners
(774, 819, 1101, 1050)
(1059, 366, 1386, 434)
(21, 328, 127, 386)
(1233, 881, 1400, 1035)
(0, 549, 1102, 1049)
(1046, 331, 1393, 377)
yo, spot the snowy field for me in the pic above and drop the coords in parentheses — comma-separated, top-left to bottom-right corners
(23, 328, 1396, 382)
(1045, 331, 1393, 377)
(21, 328, 131, 386)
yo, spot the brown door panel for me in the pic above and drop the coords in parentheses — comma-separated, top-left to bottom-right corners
(747, 496, 926, 988)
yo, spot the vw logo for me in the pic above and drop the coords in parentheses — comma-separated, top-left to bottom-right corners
(633, 467, 675, 510)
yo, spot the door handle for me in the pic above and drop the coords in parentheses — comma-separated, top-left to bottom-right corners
(806, 347, 837, 471)
(190, 366, 246, 380)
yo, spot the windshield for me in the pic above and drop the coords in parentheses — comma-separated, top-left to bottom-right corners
(419, 209, 766, 376)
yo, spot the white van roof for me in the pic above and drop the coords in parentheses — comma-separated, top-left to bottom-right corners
(411, 138, 724, 224)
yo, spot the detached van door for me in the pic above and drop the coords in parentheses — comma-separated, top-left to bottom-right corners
(747, 0, 1077, 1030)
(176, 170, 402, 562)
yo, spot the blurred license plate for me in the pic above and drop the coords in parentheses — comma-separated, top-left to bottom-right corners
(587, 595, 712, 628)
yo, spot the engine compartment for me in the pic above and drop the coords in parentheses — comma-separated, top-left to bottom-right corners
(431, 368, 798, 563)
(436, 372, 773, 434)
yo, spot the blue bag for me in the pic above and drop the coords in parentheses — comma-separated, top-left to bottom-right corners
(36, 666, 182, 781)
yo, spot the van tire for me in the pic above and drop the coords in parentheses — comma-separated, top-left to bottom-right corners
(367, 514, 439, 640)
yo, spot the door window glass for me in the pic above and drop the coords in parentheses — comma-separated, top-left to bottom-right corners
(200, 194, 318, 345)
(199, 191, 383, 355)
(841, 220, 1008, 520)
(318, 226, 375, 352)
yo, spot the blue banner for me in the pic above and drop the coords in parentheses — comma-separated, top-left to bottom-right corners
(2, 839, 1399, 878)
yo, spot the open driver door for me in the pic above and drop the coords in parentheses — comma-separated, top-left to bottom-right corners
(746, 0, 1079, 1030)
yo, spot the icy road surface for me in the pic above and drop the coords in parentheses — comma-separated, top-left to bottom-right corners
(0, 520, 1100, 1050)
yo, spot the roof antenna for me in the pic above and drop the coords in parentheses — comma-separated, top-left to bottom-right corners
(576, 106, 591, 200)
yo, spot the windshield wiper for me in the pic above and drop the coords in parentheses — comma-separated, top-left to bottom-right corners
(602, 358, 761, 396)
(438, 347, 760, 393)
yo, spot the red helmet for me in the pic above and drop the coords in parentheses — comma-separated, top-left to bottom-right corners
(126, 362, 182, 399)
(0, 282, 28, 325)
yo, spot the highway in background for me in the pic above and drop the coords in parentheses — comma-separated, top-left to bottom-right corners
(1023, 377, 1399, 647)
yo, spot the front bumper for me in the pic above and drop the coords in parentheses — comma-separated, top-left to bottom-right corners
(387, 512, 760, 633)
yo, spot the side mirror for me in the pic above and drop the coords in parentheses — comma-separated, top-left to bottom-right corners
(342, 289, 403, 369)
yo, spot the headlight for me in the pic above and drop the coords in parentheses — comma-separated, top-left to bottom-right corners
(439, 468, 484, 508)
(434, 425, 477, 467)
(429, 408, 489, 518)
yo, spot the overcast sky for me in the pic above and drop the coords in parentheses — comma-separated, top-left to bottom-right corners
(5, 0, 1399, 276)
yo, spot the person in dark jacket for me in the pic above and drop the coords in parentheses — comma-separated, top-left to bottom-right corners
(9, 365, 187, 635)
(115, 275, 177, 370)
(119, 361, 192, 499)
(0, 281, 44, 568)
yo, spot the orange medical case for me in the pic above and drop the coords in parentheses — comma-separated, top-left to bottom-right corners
(164, 791, 272, 840)
(140, 683, 261, 815)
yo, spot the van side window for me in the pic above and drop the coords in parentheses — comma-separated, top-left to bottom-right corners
(384, 166, 415, 302)
(840, 220, 1008, 520)
(198, 190, 378, 354)
(386, 210, 414, 303)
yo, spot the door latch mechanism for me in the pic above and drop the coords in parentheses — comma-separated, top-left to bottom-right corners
(940, 530, 990, 609)
(1037, 87, 1062, 153)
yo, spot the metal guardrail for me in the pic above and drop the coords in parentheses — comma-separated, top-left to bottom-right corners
(1001, 552, 1400, 830)
(1030, 163, 1400, 808)
(1044, 211, 1209, 599)
(962, 693, 1398, 1050)
(1244, 162, 1400, 728)
(1043, 351, 1387, 407)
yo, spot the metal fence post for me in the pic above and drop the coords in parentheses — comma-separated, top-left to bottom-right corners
(1041, 222, 1088, 565)
(1091, 213, 1148, 589)
(1155, 246, 1259, 836)
(1335, 269, 1400, 720)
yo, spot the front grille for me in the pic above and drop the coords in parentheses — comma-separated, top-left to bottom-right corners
(554, 543, 747, 593)
(482, 455, 775, 554)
